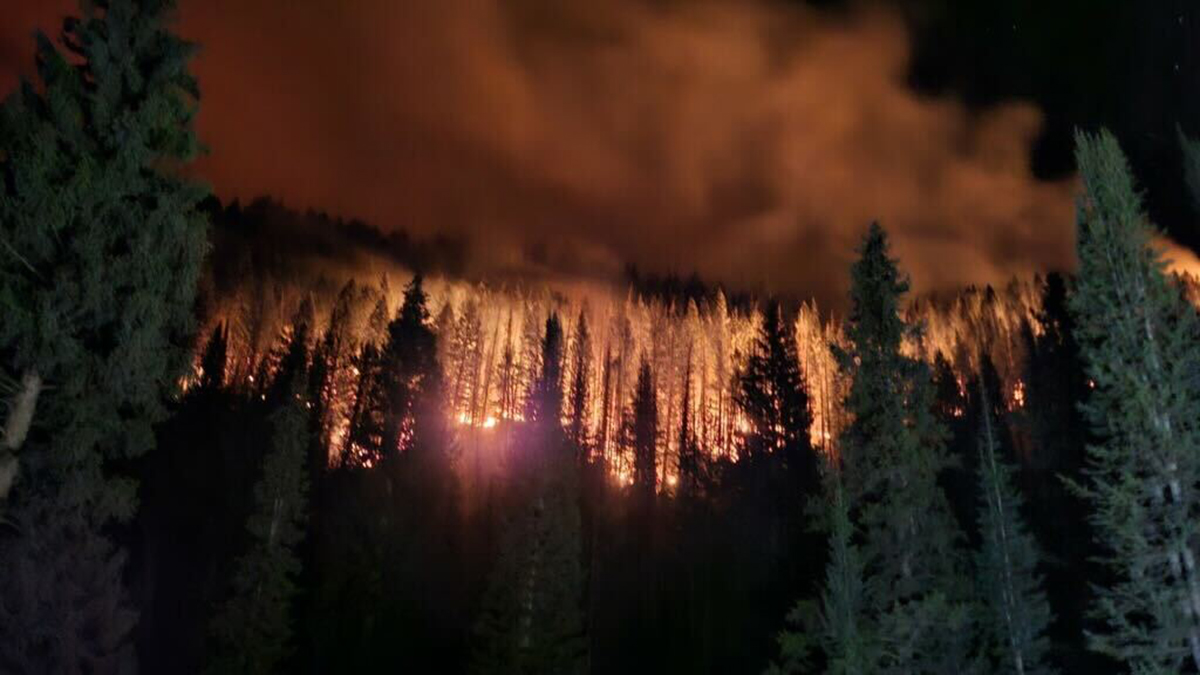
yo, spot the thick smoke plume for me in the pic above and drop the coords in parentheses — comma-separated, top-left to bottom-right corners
(3, 0, 1079, 306)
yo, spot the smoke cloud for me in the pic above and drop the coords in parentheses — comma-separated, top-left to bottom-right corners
(2, 0, 1079, 307)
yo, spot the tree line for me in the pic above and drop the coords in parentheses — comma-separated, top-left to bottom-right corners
(5, 3, 1200, 674)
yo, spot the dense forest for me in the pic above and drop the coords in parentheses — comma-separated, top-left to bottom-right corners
(6, 2, 1200, 675)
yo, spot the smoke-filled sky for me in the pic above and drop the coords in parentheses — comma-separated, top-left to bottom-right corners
(3, 1, 1197, 306)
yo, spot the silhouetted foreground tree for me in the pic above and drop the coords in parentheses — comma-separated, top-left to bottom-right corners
(1070, 129, 1200, 672)
(974, 379, 1055, 675)
(472, 313, 588, 674)
(0, 0, 208, 670)
(206, 376, 311, 674)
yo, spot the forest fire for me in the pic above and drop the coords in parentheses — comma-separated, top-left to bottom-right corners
(7, 2, 1200, 674)
(194, 265, 1078, 487)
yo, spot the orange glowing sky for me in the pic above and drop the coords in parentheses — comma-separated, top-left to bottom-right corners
(2, 0, 1081, 307)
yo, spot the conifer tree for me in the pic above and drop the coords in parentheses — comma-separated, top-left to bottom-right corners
(199, 324, 231, 393)
(737, 302, 815, 473)
(568, 309, 593, 458)
(1068, 129, 1200, 672)
(206, 377, 311, 674)
(772, 471, 871, 675)
(631, 358, 658, 501)
(471, 453, 588, 675)
(379, 275, 440, 455)
(312, 280, 361, 460)
(0, 1, 208, 669)
(837, 222, 974, 674)
(528, 314, 565, 427)
(678, 357, 702, 498)
(264, 301, 314, 408)
(974, 380, 1054, 675)
(472, 315, 587, 675)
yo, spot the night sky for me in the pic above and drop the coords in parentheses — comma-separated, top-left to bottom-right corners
(3, 0, 1197, 306)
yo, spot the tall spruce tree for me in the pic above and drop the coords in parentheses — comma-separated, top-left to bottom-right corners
(974, 379, 1055, 675)
(737, 302, 815, 472)
(528, 314, 565, 428)
(0, 1, 208, 669)
(472, 314, 588, 674)
(631, 358, 658, 502)
(206, 376, 311, 674)
(771, 469, 871, 675)
(1068, 129, 1200, 671)
(568, 309, 592, 458)
(379, 275, 440, 455)
(837, 222, 974, 674)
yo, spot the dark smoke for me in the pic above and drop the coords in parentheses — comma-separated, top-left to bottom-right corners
(3, 0, 1078, 308)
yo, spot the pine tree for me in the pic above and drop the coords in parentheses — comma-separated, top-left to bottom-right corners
(1068, 129, 1200, 672)
(568, 309, 593, 458)
(206, 378, 311, 674)
(837, 222, 974, 674)
(737, 302, 815, 472)
(974, 379, 1055, 675)
(678, 356, 702, 499)
(631, 358, 658, 501)
(312, 280, 361, 461)
(772, 471, 872, 675)
(471, 454, 588, 675)
(472, 315, 587, 675)
(0, 1, 208, 669)
(199, 323, 231, 393)
(528, 314, 565, 427)
(379, 275, 440, 455)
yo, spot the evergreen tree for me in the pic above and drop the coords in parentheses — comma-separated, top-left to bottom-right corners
(737, 302, 816, 478)
(568, 309, 593, 458)
(264, 301, 314, 409)
(771, 471, 872, 675)
(0, 1, 208, 669)
(678, 357, 702, 499)
(379, 275, 440, 455)
(1068, 129, 1200, 671)
(974, 379, 1055, 675)
(312, 280, 361, 461)
(472, 315, 587, 675)
(471, 452, 588, 675)
(837, 223, 974, 674)
(528, 313, 565, 427)
(631, 358, 658, 502)
(206, 378, 311, 674)
(199, 323, 231, 393)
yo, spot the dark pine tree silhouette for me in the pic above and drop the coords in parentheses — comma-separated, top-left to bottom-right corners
(1069, 129, 1200, 672)
(0, 1, 209, 670)
(973, 375, 1055, 675)
(378, 275, 440, 456)
(568, 309, 593, 461)
(737, 302, 816, 474)
(835, 222, 974, 674)
(472, 312, 588, 674)
(206, 374, 312, 674)
(631, 358, 659, 505)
